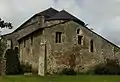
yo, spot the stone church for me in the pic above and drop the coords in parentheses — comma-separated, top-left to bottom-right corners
(3, 7, 120, 76)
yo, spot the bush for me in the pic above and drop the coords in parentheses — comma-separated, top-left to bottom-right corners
(94, 58, 120, 75)
(60, 68, 77, 75)
(20, 62, 32, 74)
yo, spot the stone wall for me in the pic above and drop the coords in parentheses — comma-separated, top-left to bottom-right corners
(19, 29, 43, 73)
(44, 20, 120, 74)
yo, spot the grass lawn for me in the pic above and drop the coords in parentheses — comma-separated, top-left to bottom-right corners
(0, 75, 120, 82)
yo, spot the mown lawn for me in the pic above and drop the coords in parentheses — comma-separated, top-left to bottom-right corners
(0, 75, 120, 82)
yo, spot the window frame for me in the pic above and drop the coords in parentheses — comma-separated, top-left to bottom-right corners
(77, 29, 80, 34)
(78, 35, 83, 45)
(55, 32, 62, 43)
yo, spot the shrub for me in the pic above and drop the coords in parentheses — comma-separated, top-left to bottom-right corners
(94, 58, 120, 75)
(20, 62, 32, 74)
(60, 68, 77, 75)
(85, 69, 95, 75)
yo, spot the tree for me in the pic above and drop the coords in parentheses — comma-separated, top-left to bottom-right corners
(0, 18, 12, 29)
(0, 18, 13, 75)
(0, 18, 13, 57)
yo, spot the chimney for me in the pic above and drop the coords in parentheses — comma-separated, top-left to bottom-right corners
(39, 16, 45, 27)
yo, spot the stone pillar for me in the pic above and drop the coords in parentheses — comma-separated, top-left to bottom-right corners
(38, 42, 46, 76)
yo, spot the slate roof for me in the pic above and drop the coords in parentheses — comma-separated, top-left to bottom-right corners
(47, 10, 85, 26)
(2, 7, 59, 46)
(16, 10, 86, 40)
(37, 7, 59, 20)
(13, 7, 59, 33)
(16, 22, 41, 40)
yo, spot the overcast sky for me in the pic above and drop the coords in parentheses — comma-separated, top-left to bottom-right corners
(0, 0, 120, 46)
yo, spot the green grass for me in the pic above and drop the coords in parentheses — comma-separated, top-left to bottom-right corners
(0, 75, 120, 82)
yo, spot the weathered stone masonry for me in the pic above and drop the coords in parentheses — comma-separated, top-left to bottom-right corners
(44, 20, 120, 74)
(18, 20, 120, 75)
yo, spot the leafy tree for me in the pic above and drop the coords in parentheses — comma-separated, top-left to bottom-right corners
(0, 18, 13, 57)
(0, 18, 12, 29)
(0, 18, 13, 75)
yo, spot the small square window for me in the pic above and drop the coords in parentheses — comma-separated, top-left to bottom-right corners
(56, 32, 62, 43)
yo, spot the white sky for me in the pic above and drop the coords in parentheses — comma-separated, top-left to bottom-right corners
(0, 0, 120, 46)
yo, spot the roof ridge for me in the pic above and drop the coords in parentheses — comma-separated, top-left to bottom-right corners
(47, 9, 85, 26)
(37, 7, 59, 15)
